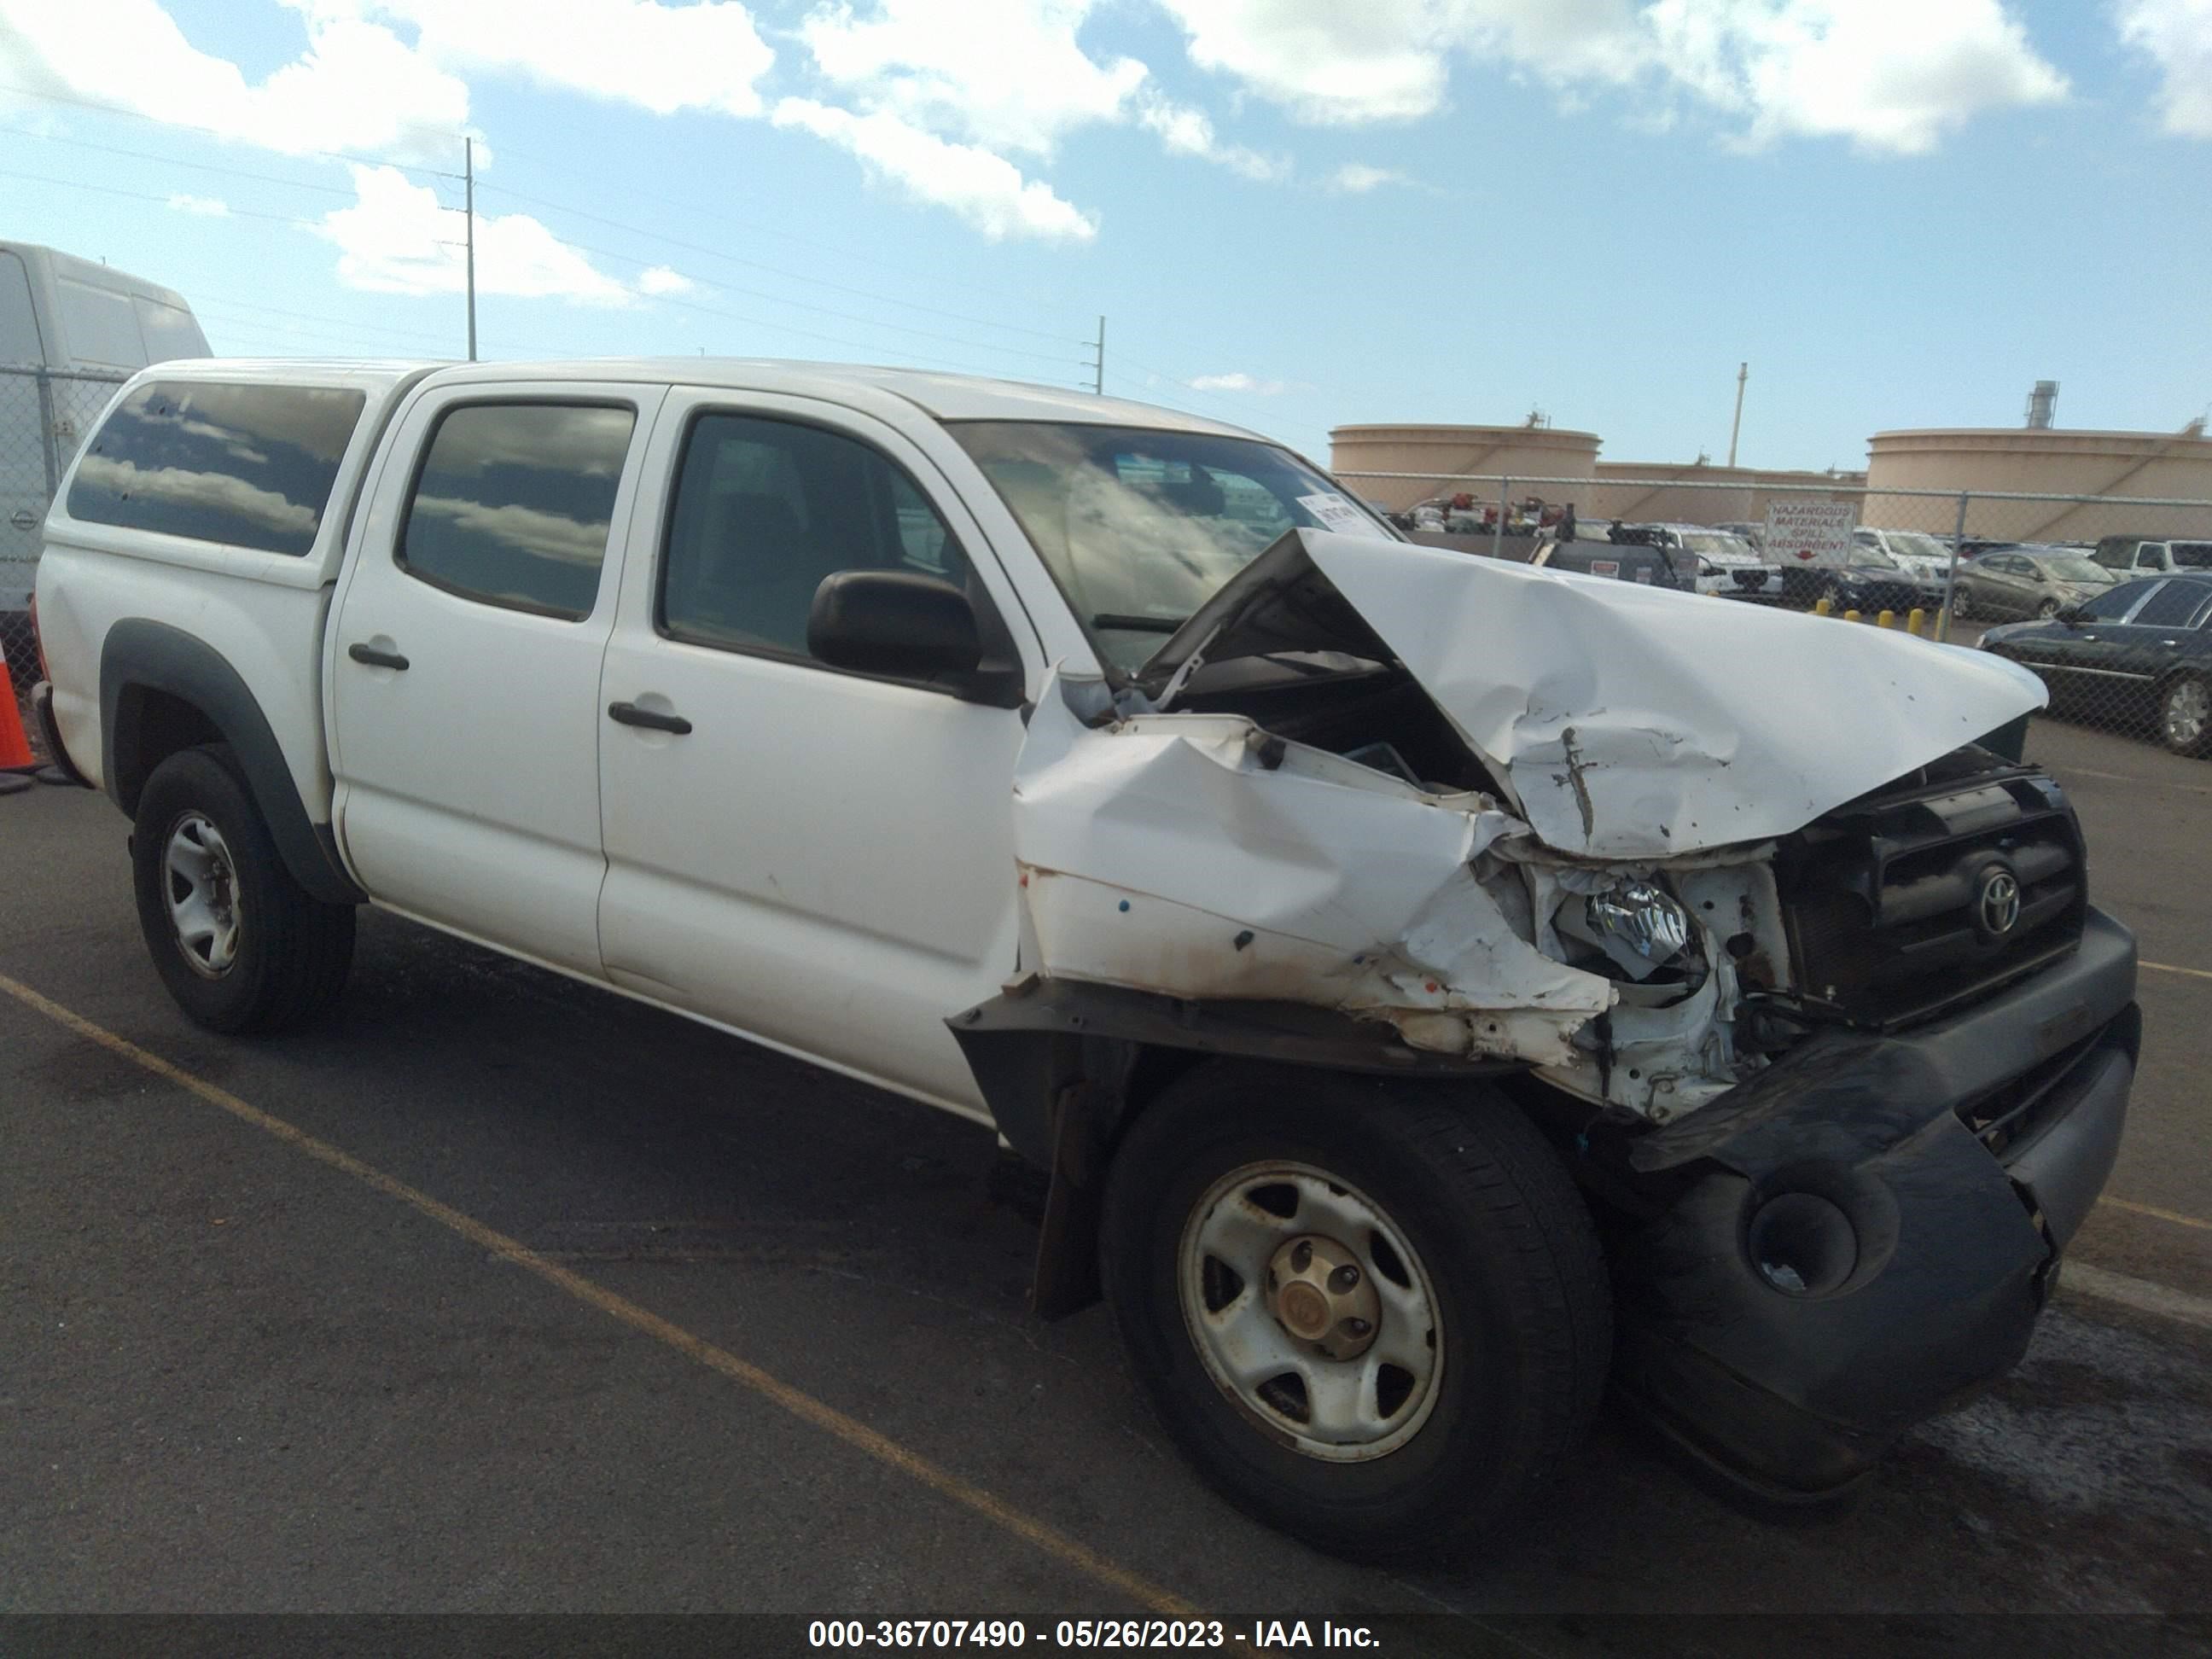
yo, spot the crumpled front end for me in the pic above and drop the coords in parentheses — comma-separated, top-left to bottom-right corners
(1010, 673, 1772, 1120)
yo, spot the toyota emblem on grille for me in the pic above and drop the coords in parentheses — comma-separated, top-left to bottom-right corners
(1977, 868, 2022, 937)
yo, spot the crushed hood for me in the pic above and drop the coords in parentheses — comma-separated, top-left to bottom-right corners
(1143, 529, 2047, 859)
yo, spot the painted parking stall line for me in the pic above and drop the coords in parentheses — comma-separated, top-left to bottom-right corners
(0, 969, 1203, 1621)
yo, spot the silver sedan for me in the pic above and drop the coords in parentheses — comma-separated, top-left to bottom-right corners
(1952, 548, 2121, 621)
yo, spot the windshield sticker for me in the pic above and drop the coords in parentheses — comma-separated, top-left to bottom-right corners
(1296, 492, 1389, 539)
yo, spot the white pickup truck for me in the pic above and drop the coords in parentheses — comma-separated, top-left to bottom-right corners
(31, 358, 2139, 1559)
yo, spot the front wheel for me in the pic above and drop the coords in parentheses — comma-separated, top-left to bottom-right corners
(2159, 674, 2211, 758)
(132, 745, 356, 1032)
(1950, 589, 1973, 621)
(1099, 1065, 1610, 1562)
(2036, 597, 2061, 619)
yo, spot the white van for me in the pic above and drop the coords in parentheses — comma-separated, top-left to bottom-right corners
(2, 242, 210, 614)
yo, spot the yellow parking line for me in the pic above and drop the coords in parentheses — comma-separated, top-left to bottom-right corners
(0, 971, 1200, 1619)
(2144, 960, 2212, 982)
(2098, 1196, 2212, 1233)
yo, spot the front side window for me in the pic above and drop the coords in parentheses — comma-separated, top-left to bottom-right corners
(660, 412, 971, 660)
(67, 380, 366, 556)
(951, 421, 1388, 672)
(399, 402, 636, 620)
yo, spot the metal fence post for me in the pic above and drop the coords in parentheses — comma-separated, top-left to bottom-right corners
(1940, 490, 1969, 641)
(1492, 477, 1511, 560)
(34, 368, 59, 498)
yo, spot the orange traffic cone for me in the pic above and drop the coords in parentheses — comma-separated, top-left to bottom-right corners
(0, 635, 37, 771)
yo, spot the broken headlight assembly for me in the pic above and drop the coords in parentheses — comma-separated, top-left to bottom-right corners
(1555, 878, 1707, 997)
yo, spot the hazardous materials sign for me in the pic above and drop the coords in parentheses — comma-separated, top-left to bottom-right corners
(1765, 499, 1856, 567)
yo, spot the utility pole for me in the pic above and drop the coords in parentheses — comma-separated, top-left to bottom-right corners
(1726, 360, 1747, 468)
(1083, 315, 1104, 395)
(464, 137, 477, 363)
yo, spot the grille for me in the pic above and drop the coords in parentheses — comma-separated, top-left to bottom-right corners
(1778, 754, 2086, 1030)
(1732, 568, 1769, 591)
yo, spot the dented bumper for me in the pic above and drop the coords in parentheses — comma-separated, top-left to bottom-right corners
(1607, 906, 2138, 1502)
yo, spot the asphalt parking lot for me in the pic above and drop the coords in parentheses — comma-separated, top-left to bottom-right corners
(3, 708, 2211, 1648)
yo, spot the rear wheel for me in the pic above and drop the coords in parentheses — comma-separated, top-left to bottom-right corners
(1099, 1064, 1610, 1562)
(132, 745, 356, 1032)
(2159, 674, 2211, 758)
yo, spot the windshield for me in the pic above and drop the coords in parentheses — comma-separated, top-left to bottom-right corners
(1854, 543, 1901, 570)
(951, 421, 1388, 670)
(1678, 532, 1755, 560)
(2040, 555, 2117, 585)
(1884, 533, 1950, 562)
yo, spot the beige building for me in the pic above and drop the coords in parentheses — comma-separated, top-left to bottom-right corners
(1862, 426, 2212, 540)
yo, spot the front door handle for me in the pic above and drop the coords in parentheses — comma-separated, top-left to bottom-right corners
(347, 642, 410, 671)
(608, 701, 692, 736)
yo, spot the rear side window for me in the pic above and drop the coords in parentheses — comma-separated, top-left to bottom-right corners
(2171, 542, 2212, 569)
(2131, 581, 2211, 628)
(399, 402, 636, 620)
(66, 380, 366, 556)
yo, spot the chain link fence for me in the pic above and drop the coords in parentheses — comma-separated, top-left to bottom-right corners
(3, 366, 127, 762)
(1336, 467, 2212, 763)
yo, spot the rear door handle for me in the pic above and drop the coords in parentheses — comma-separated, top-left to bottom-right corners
(346, 642, 410, 671)
(608, 701, 692, 736)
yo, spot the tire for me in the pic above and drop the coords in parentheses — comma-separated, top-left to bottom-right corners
(1949, 589, 1971, 621)
(1099, 1063, 1610, 1563)
(2158, 674, 2211, 758)
(131, 745, 356, 1032)
(2036, 597, 2060, 619)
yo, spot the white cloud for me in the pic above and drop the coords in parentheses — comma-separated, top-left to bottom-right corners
(1190, 371, 1288, 393)
(771, 97, 1099, 241)
(1152, 0, 2067, 153)
(166, 192, 232, 216)
(317, 165, 636, 301)
(1324, 162, 1405, 192)
(637, 265, 696, 295)
(2116, 0, 2212, 137)
(1135, 94, 1285, 178)
(1646, 0, 2069, 154)
(341, 0, 776, 119)
(0, 0, 472, 161)
(797, 0, 1144, 156)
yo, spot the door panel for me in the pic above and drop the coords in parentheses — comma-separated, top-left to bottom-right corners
(597, 391, 1039, 1113)
(329, 387, 664, 974)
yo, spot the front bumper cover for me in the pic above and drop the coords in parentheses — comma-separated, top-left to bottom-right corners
(1609, 905, 2138, 1501)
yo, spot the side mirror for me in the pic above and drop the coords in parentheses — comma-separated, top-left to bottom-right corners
(2053, 604, 2083, 625)
(809, 569, 984, 682)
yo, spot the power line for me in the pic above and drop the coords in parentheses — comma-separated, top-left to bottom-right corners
(0, 80, 465, 180)
(0, 125, 363, 197)
(481, 140, 1093, 323)
(472, 180, 1086, 352)
(0, 166, 323, 228)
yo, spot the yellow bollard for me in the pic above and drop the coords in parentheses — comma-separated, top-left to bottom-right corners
(1844, 608, 1862, 623)
(1877, 609, 1895, 629)
(1907, 608, 1926, 637)
(1814, 597, 1833, 616)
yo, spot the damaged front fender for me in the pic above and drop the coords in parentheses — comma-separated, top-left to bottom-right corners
(1010, 674, 1616, 1069)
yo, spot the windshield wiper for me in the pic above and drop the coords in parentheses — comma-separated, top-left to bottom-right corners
(1092, 613, 1191, 633)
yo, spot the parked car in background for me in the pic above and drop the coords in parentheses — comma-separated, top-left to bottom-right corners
(1952, 548, 2121, 621)
(1529, 536, 1689, 589)
(1980, 572, 2212, 754)
(2092, 536, 2212, 577)
(1714, 520, 1765, 551)
(1781, 543, 1943, 614)
(1631, 523, 1783, 599)
(1854, 527, 1955, 584)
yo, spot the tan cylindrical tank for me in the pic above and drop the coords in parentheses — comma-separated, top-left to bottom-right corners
(1864, 428, 2212, 539)
(1328, 424, 1600, 510)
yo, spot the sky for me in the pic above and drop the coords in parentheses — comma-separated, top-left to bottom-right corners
(1, 0, 2207, 471)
